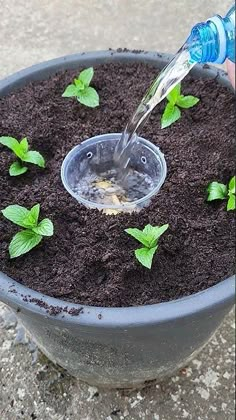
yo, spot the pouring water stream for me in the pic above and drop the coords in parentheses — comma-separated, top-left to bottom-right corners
(114, 45, 196, 169)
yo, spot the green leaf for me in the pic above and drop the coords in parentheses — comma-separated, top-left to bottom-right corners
(9, 230, 42, 259)
(125, 224, 169, 248)
(167, 83, 181, 105)
(33, 218, 54, 236)
(22, 204, 40, 228)
(74, 78, 85, 90)
(20, 137, 29, 154)
(78, 67, 94, 86)
(78, 87, 99, 108)
(2, 205, 30, 227)
(23, 151, 45, 168)
(161, 103, 181, 129)
(0, 136, 20, 152)
(125, 228, 150, 248)
(227, 193, 235, 211)
(62, 84, 79, 97)
(143, 224, 169, 248)
(0, 136, 24, 159)
(228, 176, 236, 195)
(135, 246, 158, 269)
(29, 204, 40, 225)
(176, 95, 199, 109)
(9, 161, 28, 176)
(207, 182, 228, 201)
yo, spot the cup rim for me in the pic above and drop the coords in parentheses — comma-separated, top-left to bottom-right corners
(61, 133, 167, 210)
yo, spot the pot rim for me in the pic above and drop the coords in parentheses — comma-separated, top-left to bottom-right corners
(0, 273, 235, 326)
(0, 50, 235, 327)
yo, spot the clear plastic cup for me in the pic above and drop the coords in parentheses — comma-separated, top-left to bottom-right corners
(61, 133, 167, 213)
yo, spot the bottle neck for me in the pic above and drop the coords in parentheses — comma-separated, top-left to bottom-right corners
(187, 16, 226, 64)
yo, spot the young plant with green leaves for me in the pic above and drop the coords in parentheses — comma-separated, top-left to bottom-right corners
(125, 224, 169, 269)
(2, 204, 54, 258)
(62, 67, 99, 108)
(207, 176, 235, 211)
(161, 83, 199, 129)
(0, 136, 45, 176)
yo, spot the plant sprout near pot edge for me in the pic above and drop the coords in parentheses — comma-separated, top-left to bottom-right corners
(2, 204, 54, 258)
(0, 136, 45, 176)
(161, 83, 199, 129)
(207, 176, 236, 211)
(125, 224, 169, 269)
(62, 67, 99, 108)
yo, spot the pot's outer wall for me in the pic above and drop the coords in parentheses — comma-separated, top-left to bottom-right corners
(0, 51, 235, 387)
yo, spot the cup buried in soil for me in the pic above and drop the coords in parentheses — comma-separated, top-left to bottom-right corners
(61, 133, 167, 214)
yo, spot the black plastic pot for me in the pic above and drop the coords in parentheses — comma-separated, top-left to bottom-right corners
(0, 51, 235, 388)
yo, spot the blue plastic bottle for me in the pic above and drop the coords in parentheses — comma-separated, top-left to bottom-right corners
(187, 5, 235, 64)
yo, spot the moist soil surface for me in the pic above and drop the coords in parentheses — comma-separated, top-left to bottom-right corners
(0, 61, 235, 307)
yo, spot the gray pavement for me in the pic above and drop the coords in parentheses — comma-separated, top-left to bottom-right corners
(0, 0, 235, 419)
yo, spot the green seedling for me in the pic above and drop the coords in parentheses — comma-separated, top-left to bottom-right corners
(161, 83, 199, 129)
(207, 176, 235, 211)
(62, 67, 99, 108)
(125, 223, 169, 269)
(0, 136, 45, 176)
(2, 204, 54, 258)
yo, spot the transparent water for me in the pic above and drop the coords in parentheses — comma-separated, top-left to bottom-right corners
(72, 166, 155, 212)
(114, 46, 196, 168)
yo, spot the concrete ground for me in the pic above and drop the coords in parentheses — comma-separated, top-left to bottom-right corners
(0, 0, 235, 419)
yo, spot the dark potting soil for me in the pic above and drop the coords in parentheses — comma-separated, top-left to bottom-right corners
(0, 61, 235, 308)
